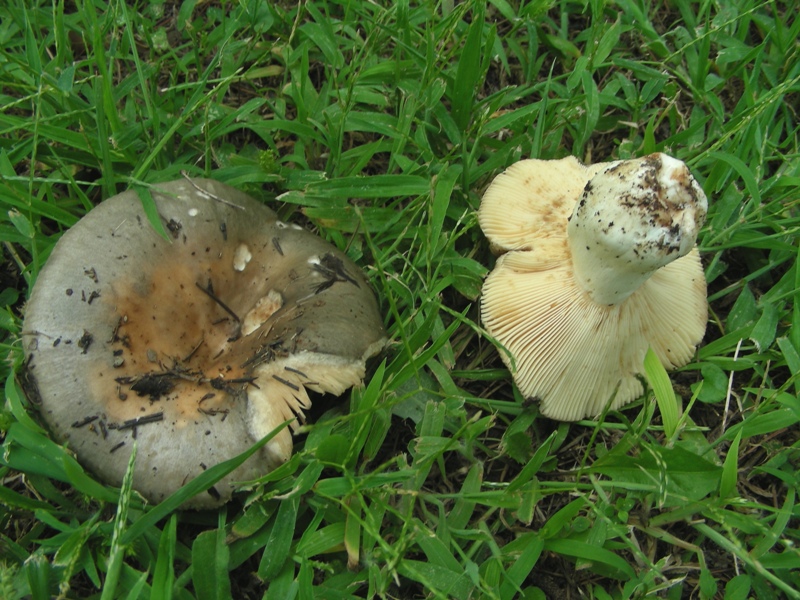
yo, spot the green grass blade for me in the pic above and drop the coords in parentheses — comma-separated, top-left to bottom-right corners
(719, 429, 742, 499)
(192, 512, 232, 600)
(450, 3, 485, 133)
(134, 185, 171, 241)
(152, 514, 177, 600)
(643, 347, 679, 439)
(499, 532, 544, 600)
(258, 495, 300, 581)
(543, 538, 636, 580)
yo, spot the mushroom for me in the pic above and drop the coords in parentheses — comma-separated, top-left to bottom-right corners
(22, 177, 386, 508)
(479, 153, 707, 421)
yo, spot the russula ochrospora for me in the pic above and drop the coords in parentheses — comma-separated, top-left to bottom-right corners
(479, 153, 708, 421)
(22, 177, 386, 508)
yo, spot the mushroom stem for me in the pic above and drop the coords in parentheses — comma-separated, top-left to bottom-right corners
(567, 153, 708, 306)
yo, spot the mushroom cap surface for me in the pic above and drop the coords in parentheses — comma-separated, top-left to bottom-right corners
(22, 178, 386, 508)
(479, 155, 707, 421)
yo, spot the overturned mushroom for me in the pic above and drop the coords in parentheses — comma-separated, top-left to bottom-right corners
(479, 153, 707, 421)
(22, 178, 386, 508)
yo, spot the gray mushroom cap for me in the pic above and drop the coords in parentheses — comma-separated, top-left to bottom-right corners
(22, 178, 386, 508)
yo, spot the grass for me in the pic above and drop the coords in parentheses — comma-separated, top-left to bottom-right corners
(1, 0, 799, 597)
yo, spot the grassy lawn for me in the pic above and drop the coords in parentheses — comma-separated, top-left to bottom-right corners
(2, 0, 799, 598)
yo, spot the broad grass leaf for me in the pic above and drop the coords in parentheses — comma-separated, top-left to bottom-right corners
(344, 497, 361, 569)
(5, 374, 47, 435)
(719, 429, 742, 498)
(8, 209, 35, 239)
(122, 570, 150, 600)
(0, 223, 30, 245)
(709, 151, 761, 204)
(0, 485, 52, 512)
(23, 554, 52, 600)
(719, 407, 800, 442)
(231, 503, 276, 541)
(775, 391, 800, 422)
(489, 0, 516, 20)
(390, 372, 439, 425)
(298, 558, 314, 600)
(134, 186, 170, 241)
(305, 174, 429, 199)
(302, 206, 401, 233)
(540, 498, 586, 539)
(698, 325, 754, 360)
(418, 394, 448, 439)
(152, 514, 177, 600)
(499, 532, 544, 600)
(592, 20, 623, 67)
(397, 559, 473, 600)
(63, 453, 119, 503)
(301, 15, 343, 69)
(759, 551, 800, 570)
(296, 521, 345, 558)
(590, 443, 722, 505)
(0, 286, 19, 308)
(242, 0, 274, 33)
(429, 164, 461, 254)
(450, 3, 485, 133)
(176, 0, 197, 29)
(414, 519, 461, 572)
(442, 256, 488, 300)
(228, 505, 281, 571)
(192, 527, 232, 600)
(776, 337, 800, 393)
(315, 434, 349, 466)
(314, 570, 367, 600)
(346, 360, 386, 466)
(413, 436, 453, 462)
(282, 461, 325, 498)
(543, 538, 635, 580)
(2, 422, 71, 482)
(52, 515, 97, 574)
(750, 303, 779, 352)
(362, 406, 391, 463)
(313, 471, 412, 498)
(447, 462, 482, 530)
(258, 495, 300, 581)
(484, 102, 542, 134)
(750, 488, 795, 559)
(507, 430, 558, 492)
(263, 561, 296, 600)
(344, 111, 397, 138)
(643, 347, 679, 438)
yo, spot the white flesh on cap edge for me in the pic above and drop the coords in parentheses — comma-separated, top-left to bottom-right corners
(247, 343, 385, 465)
(480, 154, 708, 421)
